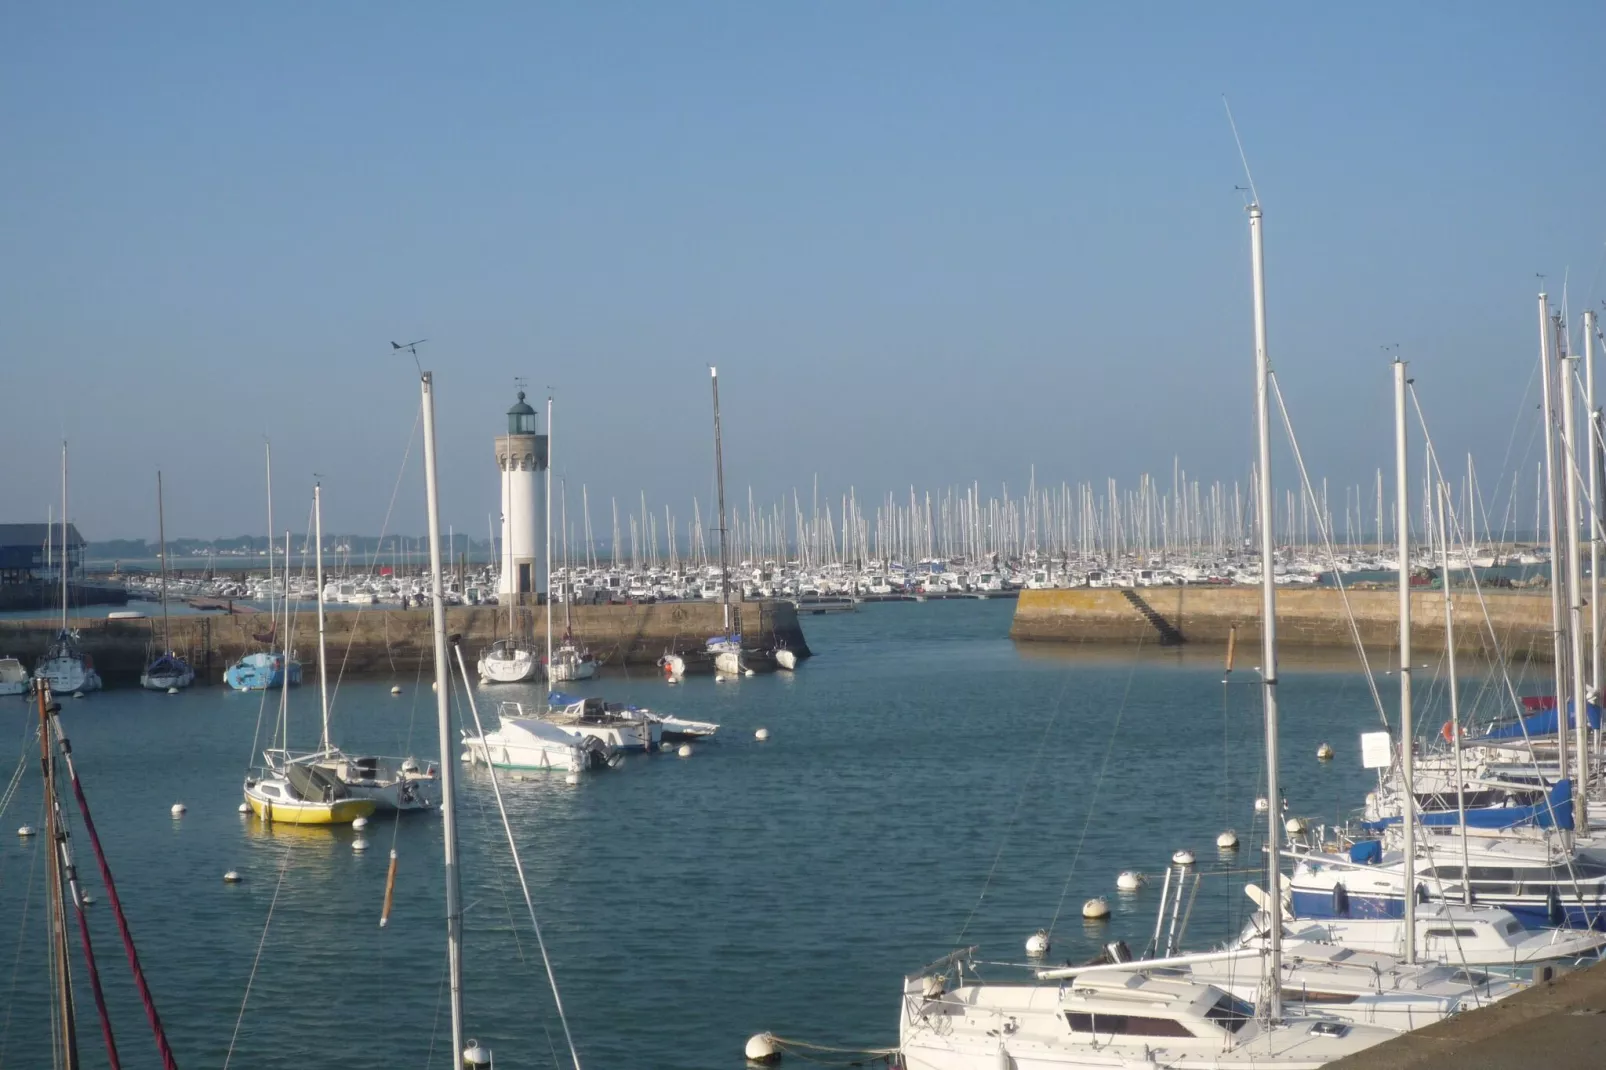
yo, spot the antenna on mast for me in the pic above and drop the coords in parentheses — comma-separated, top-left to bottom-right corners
(1222, 96, 1261, 207)
(391, 339, 429, 375)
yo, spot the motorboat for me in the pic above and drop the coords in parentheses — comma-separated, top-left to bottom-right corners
(0, 657, 30, 696)
(536, 692, 662, 752)
(461, 715, 613, 774)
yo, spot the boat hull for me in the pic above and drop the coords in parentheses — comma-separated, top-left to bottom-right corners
(244, 791, 375, 825)
(478, 651, 539, 683)
(225, 654, 301, 691)
(35, 657, 102, 694)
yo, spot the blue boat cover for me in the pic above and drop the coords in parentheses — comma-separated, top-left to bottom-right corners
(1349, 840, 1383, 865)
(1477, 702, 1601, 741)
(1359, 778, 1574, 833)
(547, 691, 584, 707)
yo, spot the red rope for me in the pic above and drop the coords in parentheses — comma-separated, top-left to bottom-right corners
(52, 726, 179, 1070)
(71, 894, 122, 1069)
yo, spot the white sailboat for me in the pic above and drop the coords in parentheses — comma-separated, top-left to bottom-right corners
(140, 470, 195, 690)
(35, 443, 101, 695)
(894, 195, 1399, 1070)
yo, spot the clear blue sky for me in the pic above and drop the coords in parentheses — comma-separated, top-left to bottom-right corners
(3, 2, 1603, 542)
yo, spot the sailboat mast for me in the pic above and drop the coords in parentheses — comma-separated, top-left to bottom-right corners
(39, 686, 79, 1070)
(157, 471, 170, 655)
(1539, 294, 1571, 785)
(711, 366, 732, 633)
(1437, 483, 1470, 905)
(545, 395, 554, 678)
(420, 370, 466, 1065)
(314, 483, 331, 754)
(1560, 338, 1590, 829)
(1393, 358, 1417, 964)
(1247, 202, 1283, 1017)
(61, 442, 69, 633)
(1586, 309, 1602, 714)
(265, 441, 274, 633)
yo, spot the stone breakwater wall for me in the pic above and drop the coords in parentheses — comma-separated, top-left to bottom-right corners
(1011, 586, 1571, 662)
(0, 600, 810, 684)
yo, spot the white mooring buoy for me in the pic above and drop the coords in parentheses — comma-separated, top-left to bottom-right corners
(223, 870, 242, 883)
(1082, 897, 1111, 920)
(1116, 871, 1145, 892)
(238, 802, 250, 814)
(1217, 829, 1240, 849)
(352, 837, 369, 852)
(564, 773, 580, 785)
(82, 893, 94, 905)
(1172, 849, 1196, 866)
(391, 685, 403, 695)
(353, 816, 369, 830)
(1025, 928, 1051, 955)
(1316, 741, 1334, 761)
(171, 803, 187, 817)
(744, 669, 755, 677)
(463, 1040, 493, 1068)
(744, 1032, 782, 1064)
(714, 674, 725, 684)
(755, 728, 770, 741)
(167, 687, 179, 694)
(72, 691, 85, 699)
(18, 825, 37, 838)
(677, 744, 693, 758)
(1254, 796, 1271, 813)
(1285, 817, 1308, 836)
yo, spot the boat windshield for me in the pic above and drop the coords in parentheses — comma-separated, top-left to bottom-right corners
(1203, 993, 1254, 1034)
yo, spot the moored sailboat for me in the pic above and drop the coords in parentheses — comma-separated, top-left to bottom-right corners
(34, 443, 100, 695)
(140, 470, 194, 690)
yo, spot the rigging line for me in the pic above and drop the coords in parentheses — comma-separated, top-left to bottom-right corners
(1047, 631, 1146, 937)
(0, 792, 43, 1063)
(46, 707, 177, 1070)
(1221, 96, 1261, 207)
(954, 675, 1074, 943)
(329, 401, 423, 724)
(1268, 373, 1389, 725)
(222, 836, 294, 1070)
(453, 642, 583, 1070)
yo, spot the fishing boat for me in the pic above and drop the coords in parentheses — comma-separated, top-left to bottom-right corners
(34, 444, 101, 695)
(140, 471, 195, 690)
(0, 656, 28, 696)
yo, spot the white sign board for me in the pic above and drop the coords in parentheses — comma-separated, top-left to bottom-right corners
(1360, 731, 1393, 769)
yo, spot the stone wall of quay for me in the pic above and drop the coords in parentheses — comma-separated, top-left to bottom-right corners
(1010, 586, 1569, 662)
(0, 600, 809, 684)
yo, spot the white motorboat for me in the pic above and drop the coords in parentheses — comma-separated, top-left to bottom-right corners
(901, 953, 1394, 1070)
(530, 692, 662, 752)
(0, 656, 30, 696)
(478, 638, 539, 683)
(1267, 905, 1606, 970)
(461, 715, 612, 774)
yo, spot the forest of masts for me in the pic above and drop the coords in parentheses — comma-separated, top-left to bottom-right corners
(557, 457, 1526, 573)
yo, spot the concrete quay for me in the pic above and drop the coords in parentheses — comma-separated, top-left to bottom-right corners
(1329, 957, 1606, 1069)
(1010, 586, 1568, 662)
(0, 600, 809, 684)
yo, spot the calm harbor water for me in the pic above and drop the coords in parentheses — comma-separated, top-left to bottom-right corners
(0, 601, 1532, 1069)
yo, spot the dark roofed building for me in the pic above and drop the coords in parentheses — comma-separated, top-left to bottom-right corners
(0, 522, 87, 583)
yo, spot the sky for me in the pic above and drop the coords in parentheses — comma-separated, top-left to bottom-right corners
(3, 2, 1604, 543)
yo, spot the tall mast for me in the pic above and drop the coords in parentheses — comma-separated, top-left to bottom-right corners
(1393, 358, 1417, 963)
(61, 442, 69, 633)
(1585, 310, 1601, 767)
(1247, 202, 1282, 1016)
(711, 366, 732, 633)
(265, 441, 274, 635)
(1437, 483, 1469, 904)
(421, 370, 465, 1065)
(1561, 338, 1590, 829)
(314, 483, 331, 753)
(157, 471, 171, 654)
(40, 684, 79, 1070)
(545, 394, 554, 680)
(1539, 295, 1570, 784)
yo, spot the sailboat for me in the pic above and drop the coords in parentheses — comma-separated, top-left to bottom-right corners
(224, 443, 302, 691)
(34, 443, 101, 695)
(266, 482, 437, 812)
(893, 201, 1399, 1070)
(704, 366, 775, 675)
(541, 401, 597, 683)
(140, 471, 194, 690)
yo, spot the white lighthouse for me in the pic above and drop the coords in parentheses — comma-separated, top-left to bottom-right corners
(496, 390, 547, 604)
